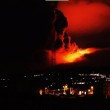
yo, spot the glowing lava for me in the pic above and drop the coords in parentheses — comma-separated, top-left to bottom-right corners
(47, 45, 99, 65)
(55, 47, 99, 64)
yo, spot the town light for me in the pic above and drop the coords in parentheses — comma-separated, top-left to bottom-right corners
(84, 91, 87, 95)
(39, 89, 43, 95)
(45, 87, 49, 94)
(78, 91, 82, 95)
(63, 84, 68, 90)
(90, 86, 94, 90)
(63, 84, 68, 95)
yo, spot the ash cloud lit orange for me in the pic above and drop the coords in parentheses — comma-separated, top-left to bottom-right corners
(44, 1, 110, 66)
(58, 1, 110, 35)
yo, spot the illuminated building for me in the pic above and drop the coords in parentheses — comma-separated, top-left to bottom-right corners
(63, 84, 68, 95)
(88, 86, 94, 95)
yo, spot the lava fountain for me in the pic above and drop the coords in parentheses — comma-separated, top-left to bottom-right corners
(47, 42, 99, 65)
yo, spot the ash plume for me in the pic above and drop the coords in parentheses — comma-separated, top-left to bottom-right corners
(44, 1, 110, 67)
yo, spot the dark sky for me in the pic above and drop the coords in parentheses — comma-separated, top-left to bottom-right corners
(0, 0, 56, 72)
(0, 0, 110, 73)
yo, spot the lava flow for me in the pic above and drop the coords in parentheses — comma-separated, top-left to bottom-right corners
(47, 43, 99, 65)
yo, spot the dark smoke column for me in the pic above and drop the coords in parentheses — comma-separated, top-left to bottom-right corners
(49, 9, 68, 66)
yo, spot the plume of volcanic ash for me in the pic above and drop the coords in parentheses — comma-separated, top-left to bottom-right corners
(46, 9, 100, 65)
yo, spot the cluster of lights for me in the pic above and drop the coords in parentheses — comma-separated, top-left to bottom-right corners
(106, 78, 110, 82)
(77, 72, 110, 84)
(63, 84, 68, 95)
(24, 74, 44, 78)
(77, 82, 85, 85)
(0, 78, 6, 81)
(33, 74, 44, 77)
(78, 72, 106, 78)
(78, 73, 85, 76)
(90, 73, 100, 76)
(78, 91, 87, 96)
(40, 84, 94, 97)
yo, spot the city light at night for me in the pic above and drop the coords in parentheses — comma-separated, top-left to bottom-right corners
(1, 0, 110, 110)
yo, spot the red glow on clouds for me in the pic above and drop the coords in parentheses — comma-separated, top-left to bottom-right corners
(44, 1, 110, 66)
(58, 1, 110, 35)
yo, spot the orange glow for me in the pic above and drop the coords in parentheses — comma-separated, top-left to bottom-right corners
(47, 46, 99, 65)
(90, 86, 94, 90)
(55, 47, 99, 64)
(61, 48, 95, 63)
(58, 1, 110, 35)
(39, 89, 43, 95)
(63, 84, 68, 90)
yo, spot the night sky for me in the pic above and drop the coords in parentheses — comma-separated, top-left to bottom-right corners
(0, 0, 53, 72)
(0, 0, 110, 73)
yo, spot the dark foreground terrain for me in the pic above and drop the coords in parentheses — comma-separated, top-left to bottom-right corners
(1, 92, 110, 110)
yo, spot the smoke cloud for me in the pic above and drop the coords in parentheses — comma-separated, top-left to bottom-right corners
(45, 8, 101, 66)
(43, 1, 110, 67)
(57, 0, 110, 35)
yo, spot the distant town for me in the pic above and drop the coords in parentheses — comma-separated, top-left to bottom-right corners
(1, 71, 110, 98)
